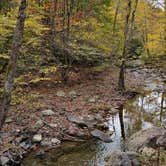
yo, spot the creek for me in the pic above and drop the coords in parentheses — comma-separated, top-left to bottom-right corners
(22, 68, 166, 166)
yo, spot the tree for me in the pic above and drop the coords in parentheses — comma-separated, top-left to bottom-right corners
(118, 0, 132, 93)
(110, 0, 121, 57)
(118, 0, 139, 93)
(0, 0, 27, 129)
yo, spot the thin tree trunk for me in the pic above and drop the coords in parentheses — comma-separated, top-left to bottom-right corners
(118, 0, 132, 93)
(164, 0, 166, 56)
(128, 0, 139, 42)
(143, 7, 150, 57)
(111, 0, 121, 56)
(0, 0, 27, 130)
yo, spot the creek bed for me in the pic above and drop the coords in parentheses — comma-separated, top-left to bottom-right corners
(22, 72, 166, 166)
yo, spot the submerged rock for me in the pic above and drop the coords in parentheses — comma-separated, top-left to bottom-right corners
(91, 129, 112, 143)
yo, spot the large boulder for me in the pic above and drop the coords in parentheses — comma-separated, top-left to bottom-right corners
(128, 127, 165, 153)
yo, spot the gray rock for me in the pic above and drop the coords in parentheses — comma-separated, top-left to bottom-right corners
(48, 123, 57, 128)
(132, 158, 141, 166)
(56, 90, 66, 97)
(88, 97, 96, 103)
(20, 141, 32, 150)
(0, 132, 11, 139)
(34, 120, 44, 129)
(0, 156, 9, 166)
(67, 114, 97, 128)
(106, 151, 140, 166)
(5, 117, 13, 123)
(68, 91, 77, 99)
(67, 114, 84, 124)
(42, 109, 55, 116)
(119, 158, 132, 166)
(156, 131, 166, 148)
(51, 138, 61, 145)
(41, 139, 51, 146)
(128, 127, 164, 152)
(91, 129, 112, 143)
(32, 134, 42, 143)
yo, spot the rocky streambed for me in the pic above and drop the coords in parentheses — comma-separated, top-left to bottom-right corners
(22, 67, 166, 166)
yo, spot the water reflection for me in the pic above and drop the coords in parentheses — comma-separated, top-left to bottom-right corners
(119, 105, 125, 140)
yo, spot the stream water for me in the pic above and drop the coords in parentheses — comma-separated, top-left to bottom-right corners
(22, 70, 166, 166)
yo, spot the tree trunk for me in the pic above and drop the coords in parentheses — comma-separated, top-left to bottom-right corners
(0, 0, 27, 130)
(110, 0, 121, 57)
(164, 0, 166, 56)
(143, 6, 150, 57)
(118, 0, 132, 93)
(118, 0, 139, 93)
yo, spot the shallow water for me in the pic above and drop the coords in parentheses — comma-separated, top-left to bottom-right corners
(22, 74, 166, 166)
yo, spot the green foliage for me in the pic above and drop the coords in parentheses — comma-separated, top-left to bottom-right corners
(129, 38, 143, 59)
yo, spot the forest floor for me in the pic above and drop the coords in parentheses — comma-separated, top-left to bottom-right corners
(0, 64, 145, 164)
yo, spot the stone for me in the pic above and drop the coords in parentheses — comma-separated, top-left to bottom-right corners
(51, 138, 61, 145)
(106, 151, 140, 166)
(128, 127, 165, 152)
(119, 158, 132, 166)
(141, 147, 156, 156)
(0, 132, 11, 139)
(32, 134, 42, 143)
(34, 120, 44, 129)
(42, 109, 55, 116)
(156, 131, 166, 148)
(67, 114, 84, 124)
(56, 90, 66, 97)
(88, 97, 96, 103)
(20, 141, 32, 150)
(48, 123, 57, 128)
(5, 117, 13, 123)
(67, 114, 97, 128)
(91, 129, 112, 143)
(36, 151, 45, 159)
(66, 126, 87, 139)
(132, 158, 141, 166)
(0, 156, 9, 166)
(41, 139, 51, 146)
(68, 91, 77, 99)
